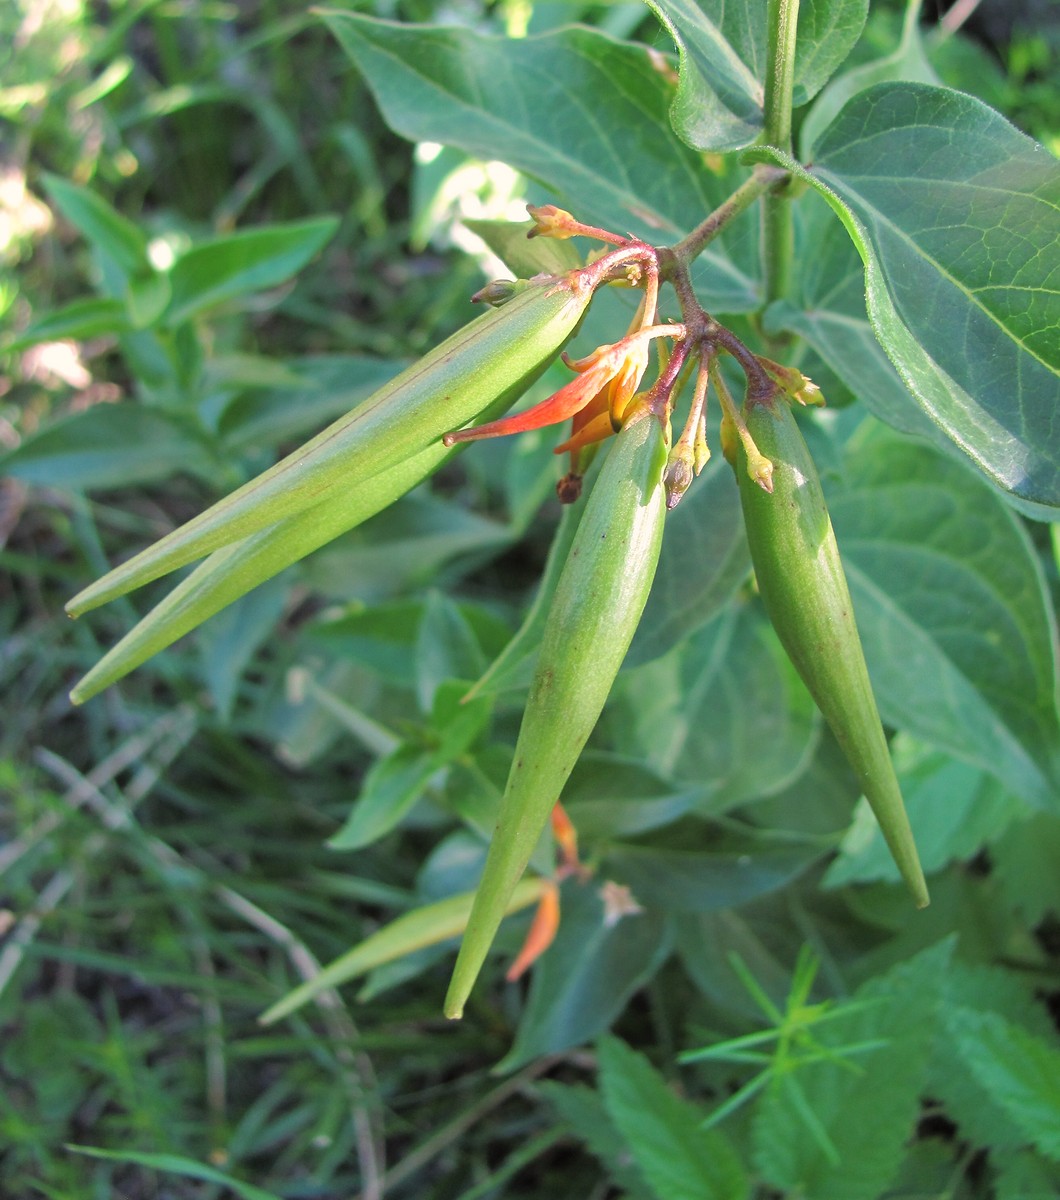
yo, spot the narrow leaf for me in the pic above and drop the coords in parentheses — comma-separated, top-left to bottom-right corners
(163, 215, 339, 326)
(65, 1146, 281, 1200)
(259, 877, 545, 1025)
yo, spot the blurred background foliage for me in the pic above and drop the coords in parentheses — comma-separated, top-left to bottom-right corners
(1, 1, 1059, 1197)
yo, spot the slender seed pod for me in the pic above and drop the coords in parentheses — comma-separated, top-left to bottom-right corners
(68, 443, 445, 704)
(444, 410, 668, 1018)
(67, 272, 593, 617)
(736, 395, 929, 908)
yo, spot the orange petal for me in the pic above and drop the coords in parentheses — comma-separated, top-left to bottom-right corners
(506, 881, 561, 982)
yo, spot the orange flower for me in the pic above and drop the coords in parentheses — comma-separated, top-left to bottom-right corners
(443, 324, 680, 450)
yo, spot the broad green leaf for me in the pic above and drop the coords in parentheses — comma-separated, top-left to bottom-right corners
(618, 605, 820, 811)
(328, 682, 490, 850)
(947, 1008, 1060, 1162)
(992, 813, 1060, 926)
(930, 963, 1057, 1154)
(626, 452, 750, 666)
(498, 883, 671, 1073)
(321, 10, 758, 312)
(302, 490, 511, 603)
(0, 404, 210, 491)
(415, 593, 487, 712)
(42, 174, 148, 277)
(828, 421, 1060, 805)
(596, 1035, 748, 1200)
(647, 0, 867, 151)
(799, 0, 936, 155)
(563, 754, 704, 839)
(5, 297, 131, 351)
(65, 1146, 281, 1200)
(764, 193, 940, 444)
(539, 1082, 656, 1200)
(824, 737, 1026, 888)
(752, 84, 1060, 516)
(604, 832, 819, 913)
(752, 938, 953, 1199)
(259, 877, 544, 1025)
(163, 215, 338, 326)
(994, 1150, 1060, 1200)
(674, 910, 795, 1019)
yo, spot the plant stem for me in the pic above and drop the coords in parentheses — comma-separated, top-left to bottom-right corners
(668, 165, 781, 267)
(760, 0, 800, 306)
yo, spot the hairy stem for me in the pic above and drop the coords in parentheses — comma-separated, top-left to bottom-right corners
(668, 165, 782, 267)
(760, 0, 800, 306)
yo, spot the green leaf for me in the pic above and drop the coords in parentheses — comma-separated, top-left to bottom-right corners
(824, 736, 1027, 888)
(618, 605, 820, 811)
(596, 1036, 748, 1200)
(497, 883, 671, 1073)
(0, 404, 209, 491)
(539, 1082, 656, 1200)
(930, 963, 1057, 1154)
(764, 195, 941, 445)
(751, 938, 953, 1199)
(328, 745, 437, 851)
(828, 421, 1060, 805)
(42, 174, 148, 277)
(259, 877, 544, 1025)
(992, 813, 1060, 926)
(5, 297, 131, 351)
(947, 1008, 1060, 1161)
(604, 833, 819, 913)
(753, 84, 1060, 516)
(415, 593, 487, 712)
(163, 215, 339, 326)
(217, 355, 406, 450)
(320, 10, 757, 312)
(562, 754, 703, 839)
(65, 1146, 282, 1200)
(647, 0, 867, 151)
(799, 0, 936, 155)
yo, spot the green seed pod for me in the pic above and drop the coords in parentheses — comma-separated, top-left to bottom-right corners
(444, 410, 668, 1018)
(67, 272, 593, 618)
(68, 442, 444, 705)
(737, 396, 929, 908)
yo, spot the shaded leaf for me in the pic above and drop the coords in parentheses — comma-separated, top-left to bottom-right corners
(824, 736, 1027, 888)
(947, 1008, 1060, 1162)
(1, 404, 210, 491)
(647, 0, 867, 151)
(497, 883, 671, 1072)
(65, 1147, 281, 1200)
(597, 1035, 748, 1200)
(322, 10, 758, 312)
